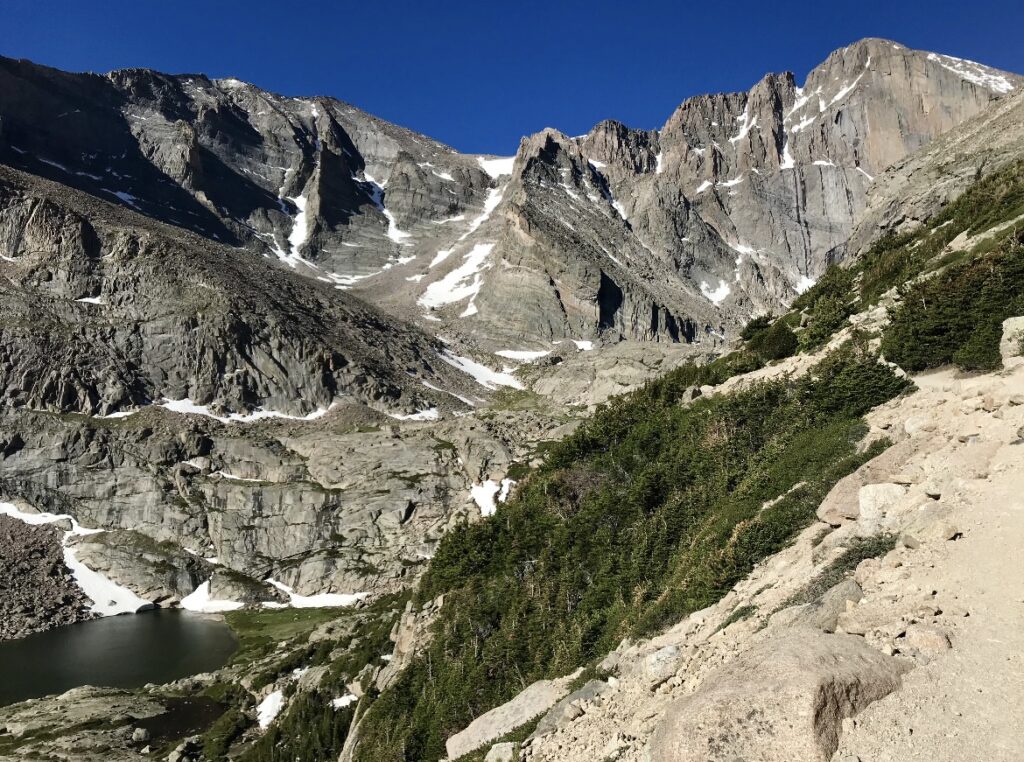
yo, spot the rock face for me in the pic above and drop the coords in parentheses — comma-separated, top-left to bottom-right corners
(649, 630, 908, 762)
(0, 41, 1017, 352)
(0, 514, 91, 640)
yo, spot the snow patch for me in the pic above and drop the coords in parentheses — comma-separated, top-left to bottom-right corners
(159, 398, 331, 424)
(265, 579, 368, 609)
(332, 695, 358, 710)
(388, 408, 440, 422)
(418, 243, 495, 313)
(495, 350, 551, 362)
(471, 480, 501, 517)
(794, 275, 817, 294)
(477, 156, 516, 178)
(0, 502, 150, 617)
(927, 52, 1015, 94)
(438, 351, 523, 390)
(572, 340, 595, 351)
(180, 581, 245, 613)
(257, 691, 285, 730)
(75, 296, 104, 305)
(700, 279, 731, 305)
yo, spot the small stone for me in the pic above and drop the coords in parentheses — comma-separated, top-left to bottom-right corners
(132, 727, 151, 744)
(903, 624, 952, 653)
(899, 533, 921, 550)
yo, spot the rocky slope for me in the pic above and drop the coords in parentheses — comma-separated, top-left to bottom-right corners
(502, 332, 1024, 762)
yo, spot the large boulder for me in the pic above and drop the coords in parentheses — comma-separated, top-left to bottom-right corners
(1000, 316, 1024, 364)
(445, 670, 581, 760)
(649, 630, 909, 762)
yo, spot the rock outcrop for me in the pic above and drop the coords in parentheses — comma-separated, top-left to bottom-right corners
(650, 630, 908, 762)
(0, 514, 91, 640)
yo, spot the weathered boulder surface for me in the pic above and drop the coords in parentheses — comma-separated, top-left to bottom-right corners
(446, 670, 582, 760)
(649, 630, 908, 762)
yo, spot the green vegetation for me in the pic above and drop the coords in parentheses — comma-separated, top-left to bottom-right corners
(782, 533, 898, 609)
(225, 608, 343, 665)
(349, 343, 910, 761)
(239, 693, 355, 762)
(792, 159, 1024, 360)
(882, 240, 1024, 371)
(744, 317, 798, 362)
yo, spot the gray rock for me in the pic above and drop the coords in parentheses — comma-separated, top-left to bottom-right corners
(529, 679, 610, 740)
(484, 742, 517, 762)
(1000, 317, 1024, 363)
(650, 630, 909, 762)
(445, 671, 581, 760)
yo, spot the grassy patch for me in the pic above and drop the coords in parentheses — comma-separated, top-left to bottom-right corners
(225, 608, 342, 665)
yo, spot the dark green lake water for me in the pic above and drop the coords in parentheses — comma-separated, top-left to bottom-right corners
(0, 609, 237, 706)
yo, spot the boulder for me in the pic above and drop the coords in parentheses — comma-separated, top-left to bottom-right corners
(999, 316, 1024, 363)
(816, 441, 917, 526)
(649, 630, 909, 762)
(445, 670, 580, 759)
(858, 483, 908, 521)
(485, 742, 517, 762)
(783, 579, 864, 633)
(529, 679, 610, 740)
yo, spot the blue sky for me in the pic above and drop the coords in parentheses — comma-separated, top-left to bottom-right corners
(2, 0, 1022, 155)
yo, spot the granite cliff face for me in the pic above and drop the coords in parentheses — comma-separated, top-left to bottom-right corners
(0, 40, 1017, 353)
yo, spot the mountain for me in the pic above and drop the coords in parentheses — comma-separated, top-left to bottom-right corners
(0, 39, 1018, 355)
(0, 34, 1023, 762)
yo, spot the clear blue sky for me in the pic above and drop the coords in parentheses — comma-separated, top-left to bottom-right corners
(2, 0, 1022, 155)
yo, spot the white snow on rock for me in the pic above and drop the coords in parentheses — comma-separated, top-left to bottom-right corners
(498, 478, 516, 503)
(471, 480, 501, 517)
(388, 408, 441, 422)
(422, 380, 477, 408)
(812, 159, 836, 167)
(265, 579, 368, 608)
(0, 502, 151, 617)
(573, 340, 595, 351)
(286, 192, 311, 262)
(332, 695, 358, 710)
(477, 156, 516, 178)
(700, 279, 731, 305)
(75, 296, 105, 305)
(857, 167, 875, 182)
(418, 243, 495, 312)
(728, 106, 758, 144)
(718, 175, 744, 188)
(257, 690, 285, 730)
(794, 274, 817, 294)
(158, 398, 331, 424)
(438, 351, 524, 390)
(695, 179, 713, 193)
(588, 159, 607, 169)
(461, 188, 503, 240)
(361, 172, 412, 245)
(495, 350, 551, 362)
(472, 477, 517, 517)
(180, 580, 245, 613)
(780, 138, 796, 170)
(927, 52, 1015, 94)
(430, 248, 454, 267)
(654, 153, 664, 174)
